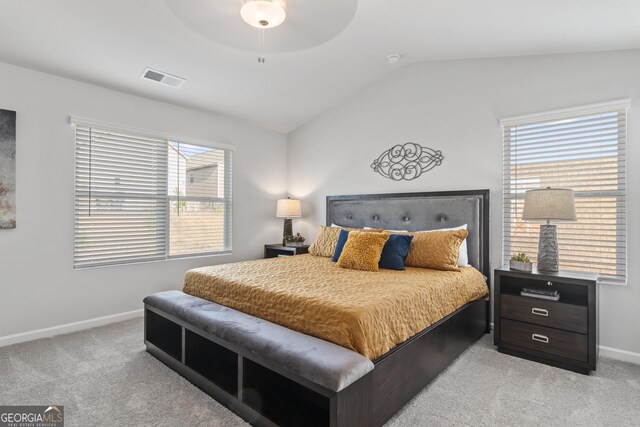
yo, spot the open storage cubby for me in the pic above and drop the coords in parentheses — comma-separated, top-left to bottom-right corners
(145, 309, 182, 361)
(144, 307, 333, 426)
(243, 358, 330, 427)
(499, 274, 588, 306)
(185, 329, 238, 396)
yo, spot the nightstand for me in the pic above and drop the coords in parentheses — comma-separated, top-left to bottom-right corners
(264, 244, 310, 259)
(494, 267, 598, 374)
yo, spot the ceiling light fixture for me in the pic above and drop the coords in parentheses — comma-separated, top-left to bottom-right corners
(241, 0, 286, 29)
(240, 0, 286, 63)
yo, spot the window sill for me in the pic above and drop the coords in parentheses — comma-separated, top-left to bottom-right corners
(597, 278, 627, 287)
(74, 251, 232, 270)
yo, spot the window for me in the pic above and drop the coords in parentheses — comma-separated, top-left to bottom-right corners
(74, 123, 232, 268)
(502, 101, 628, 285)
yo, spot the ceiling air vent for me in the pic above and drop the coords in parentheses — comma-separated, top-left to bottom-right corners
(140, 67, 185, 88)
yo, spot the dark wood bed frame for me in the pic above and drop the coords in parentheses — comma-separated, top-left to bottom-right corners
(145, 190, 490, 427)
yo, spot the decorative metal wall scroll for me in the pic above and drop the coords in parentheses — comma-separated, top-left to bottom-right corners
(370, 143, 444, 181)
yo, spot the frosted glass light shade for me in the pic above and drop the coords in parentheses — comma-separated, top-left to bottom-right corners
(522, 188, 577, 222)
(241, 0, 286, 29)
(276, 198, 301, 218)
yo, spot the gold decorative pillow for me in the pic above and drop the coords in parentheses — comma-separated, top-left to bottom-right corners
(309, 226, 379, 257)
(337, 231, 390, 272)
(309, 226, 343, 257)
(405, 229, 468, 271)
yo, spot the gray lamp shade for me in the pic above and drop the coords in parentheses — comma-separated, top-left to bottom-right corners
(522, 188, 577, 222)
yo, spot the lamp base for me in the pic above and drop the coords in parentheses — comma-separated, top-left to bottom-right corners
(282, 218, 293, 245)
(537, 224, 559, 272)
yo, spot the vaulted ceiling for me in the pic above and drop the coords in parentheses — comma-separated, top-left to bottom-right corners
(0, 0, 639, 133)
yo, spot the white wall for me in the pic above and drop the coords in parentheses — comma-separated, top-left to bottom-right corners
(288, 50, 640, 358)
(0, 61, 287, 339)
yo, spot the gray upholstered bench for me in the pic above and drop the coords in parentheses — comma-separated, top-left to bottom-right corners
(144, 290, 373, 392)
(143, 290, 375, 427)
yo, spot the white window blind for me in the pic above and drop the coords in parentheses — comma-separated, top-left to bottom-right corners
(74, 124, 232, 268)
(502, 102, 628, 285)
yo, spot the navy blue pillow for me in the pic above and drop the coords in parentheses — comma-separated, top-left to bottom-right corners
(379, 234, 414, 270)
(332, 229, 350, 262)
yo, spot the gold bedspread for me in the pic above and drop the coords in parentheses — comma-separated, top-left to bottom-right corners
(183, 255, 488, 360)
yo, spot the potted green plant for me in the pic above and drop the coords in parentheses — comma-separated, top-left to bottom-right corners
(510, 252, 533, 272)
(284, 233, 306, 247)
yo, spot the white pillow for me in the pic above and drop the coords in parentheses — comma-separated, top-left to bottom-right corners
(414, 224, 469, 267)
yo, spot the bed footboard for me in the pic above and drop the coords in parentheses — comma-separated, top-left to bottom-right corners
(144, 291, 487, 427)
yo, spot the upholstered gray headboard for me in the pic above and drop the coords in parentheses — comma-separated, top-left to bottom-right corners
(326, 190, 490, 276)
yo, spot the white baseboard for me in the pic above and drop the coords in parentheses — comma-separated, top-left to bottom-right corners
(599, 345, 640, 365)
(0, 309, 144, 348)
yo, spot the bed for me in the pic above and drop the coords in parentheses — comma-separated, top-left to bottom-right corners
(144, 190, 490, 427)
(183, 255, 488, 360)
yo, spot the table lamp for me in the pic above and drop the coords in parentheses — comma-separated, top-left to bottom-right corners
(522, 187, 576, 272)
(276, 197, 301, 244)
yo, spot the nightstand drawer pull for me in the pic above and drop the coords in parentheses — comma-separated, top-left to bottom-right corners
(531, 308, 549, 317)
(547, 281, 553, 286)
(531, 333, 549, 344)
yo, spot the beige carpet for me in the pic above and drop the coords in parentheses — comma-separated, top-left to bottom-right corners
(1, 318, 639, 426)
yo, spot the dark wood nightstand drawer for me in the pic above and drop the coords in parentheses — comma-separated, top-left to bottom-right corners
(501, 319, 588, 362)
(501, 294, 587, 334)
